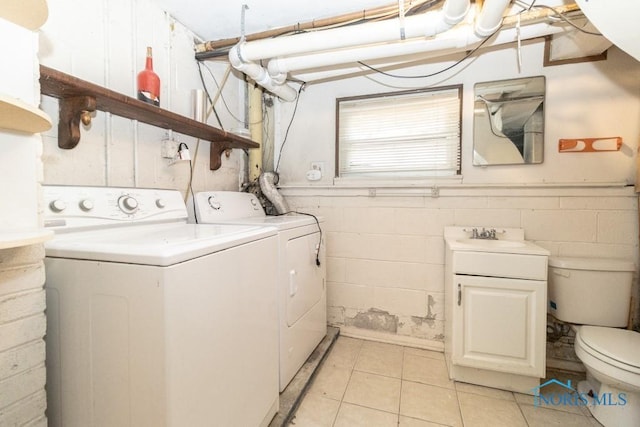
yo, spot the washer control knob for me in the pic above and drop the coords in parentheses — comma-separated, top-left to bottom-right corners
(208, 196, 221, 210)
(250, 198, 258, 206)
(49, 199, 67, 213)
(155, 199, 166, 209)
(118, 195, 139, 213)
(79, 199, 94, 211)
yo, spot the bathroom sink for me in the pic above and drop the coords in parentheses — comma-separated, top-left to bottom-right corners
(455, 239, 527, 248)
(447, 236, 549, 256)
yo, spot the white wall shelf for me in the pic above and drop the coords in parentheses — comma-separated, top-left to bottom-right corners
(0, 0, 48, 30)
(0, 93, 52, 134)
(0, 229, 53, 250)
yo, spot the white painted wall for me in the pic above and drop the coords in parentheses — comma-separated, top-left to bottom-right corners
(275, 43, 640, 186)
(39, 0, 250, 193)
(273, 39, 640, 349)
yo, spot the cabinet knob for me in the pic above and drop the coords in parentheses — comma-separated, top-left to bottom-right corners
(457, 283, 462, 306)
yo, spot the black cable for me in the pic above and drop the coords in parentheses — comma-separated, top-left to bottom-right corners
(276, 210, 323, 267)
(357, 25, 502, 80)
(531, 4, 602, 36)
(275, 82, 306, 173)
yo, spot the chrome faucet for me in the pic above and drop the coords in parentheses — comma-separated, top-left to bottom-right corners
(471, 227, 497, 240)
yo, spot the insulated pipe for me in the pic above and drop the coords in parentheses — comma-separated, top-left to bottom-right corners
(236, 0, 470, 62)
(474, 0, 512, 37)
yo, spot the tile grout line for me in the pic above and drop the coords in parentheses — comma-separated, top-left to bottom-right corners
(397, 346, 406, 426)
(331, 338, 365, 427)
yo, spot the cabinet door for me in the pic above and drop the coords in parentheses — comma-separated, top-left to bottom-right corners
(452, 275, 546, 377)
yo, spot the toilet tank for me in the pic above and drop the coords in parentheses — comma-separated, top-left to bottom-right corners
(548, 257, 635, 327)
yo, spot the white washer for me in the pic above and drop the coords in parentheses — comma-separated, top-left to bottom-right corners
(43, 185, 279, 427)
(192, 191, 327, 391)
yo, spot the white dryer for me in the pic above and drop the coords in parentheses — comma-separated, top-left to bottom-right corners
(43, 186, 279, 427)
(192, 191, 327, 391)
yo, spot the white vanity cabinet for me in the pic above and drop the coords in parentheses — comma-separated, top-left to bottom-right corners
(444, 227, 549, 394)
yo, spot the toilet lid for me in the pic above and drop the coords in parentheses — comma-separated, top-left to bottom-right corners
(578, 326, 640, 370)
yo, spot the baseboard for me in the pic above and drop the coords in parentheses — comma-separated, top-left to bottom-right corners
(338, 326, 444, 352)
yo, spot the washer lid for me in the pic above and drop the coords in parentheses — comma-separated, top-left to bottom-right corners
(45, 223, 277, 266)
(549, 257, 635, 272)
(578, 326, 640, 370)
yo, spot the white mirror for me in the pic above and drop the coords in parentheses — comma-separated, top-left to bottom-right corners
(473, 76, 545, 166)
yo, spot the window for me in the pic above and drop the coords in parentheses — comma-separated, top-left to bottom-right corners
(336, 86, 462, 178)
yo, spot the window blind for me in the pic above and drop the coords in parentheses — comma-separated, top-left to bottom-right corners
(338, 87, 461, 177)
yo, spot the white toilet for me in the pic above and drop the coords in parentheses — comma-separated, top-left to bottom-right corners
(548, 257, 640, 427)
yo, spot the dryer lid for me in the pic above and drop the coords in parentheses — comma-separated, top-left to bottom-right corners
(578, 326, 640, 369)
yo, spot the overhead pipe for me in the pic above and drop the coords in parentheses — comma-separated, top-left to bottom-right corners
(228, 47, 298, 101)
(230, 0, 471, 100)
(267, 0, 512, 78)
(474, 0, 512, 37)
(291, 21, 569, 83)
(230, 0, 515, 100)
(235, 0, 471, 62)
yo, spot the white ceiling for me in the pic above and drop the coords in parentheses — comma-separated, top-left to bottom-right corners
(154, 0, 399, 41)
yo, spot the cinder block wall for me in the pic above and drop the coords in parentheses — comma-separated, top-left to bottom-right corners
(0, 245, 47, 426)
(283, 186, 639, 359)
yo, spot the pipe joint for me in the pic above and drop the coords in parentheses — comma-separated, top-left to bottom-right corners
(442, 0, 471, 26)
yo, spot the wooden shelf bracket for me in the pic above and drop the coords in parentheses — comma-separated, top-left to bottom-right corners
(58, 95, 96, 149)
(39, 65, 259, 170)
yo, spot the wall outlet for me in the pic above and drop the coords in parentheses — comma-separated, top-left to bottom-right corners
(310, 161, 325, 177)
(161, 139, 179, 159)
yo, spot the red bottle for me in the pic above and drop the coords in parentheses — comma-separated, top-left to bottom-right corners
(137, 47, 160, 106)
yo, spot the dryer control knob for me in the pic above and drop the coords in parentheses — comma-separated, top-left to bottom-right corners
(50, 199, 67, 213)
(208, 197, 221, 210)
(118, 195, 139, 213)
(155, 199, 166, 208)
(79, 199, 94, 211)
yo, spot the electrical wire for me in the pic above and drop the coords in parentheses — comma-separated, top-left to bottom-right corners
(276, 210, 323, 267)
(275, 82, 306, 173)
(197, 60, 263, 126)
(531, 4, 602, 36)
(357, 0, 603, 81)
(356, 25, 502, 80)
(513, 1, 602, 36)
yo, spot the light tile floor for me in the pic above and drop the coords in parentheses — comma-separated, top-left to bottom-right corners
(289, 336, 603, 427)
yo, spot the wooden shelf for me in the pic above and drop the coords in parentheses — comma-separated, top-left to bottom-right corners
(0, 92, 52, 134)
(39, 65, 259, 170)
(0, 0, 48, 30)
